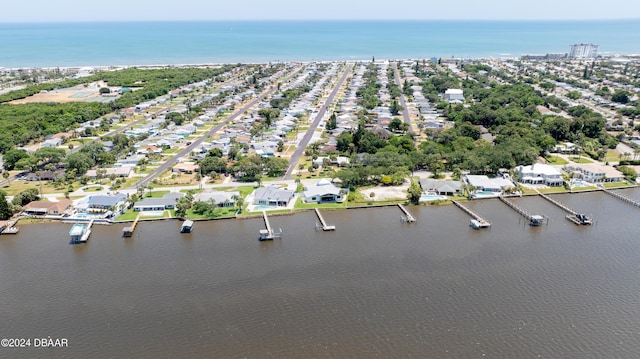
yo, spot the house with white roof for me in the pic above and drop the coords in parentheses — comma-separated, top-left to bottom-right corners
(252, 186, 295, 207)
(516, 164, 564, 186)
(445, 89, 464, 103)
(564, 163, 624, 183)
(302, 179, 346, 203)
(464, 174, 514, 193)
(197, 191, 240, 207)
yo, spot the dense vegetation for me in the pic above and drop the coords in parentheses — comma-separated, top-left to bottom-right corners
(0, 66, 235, 153)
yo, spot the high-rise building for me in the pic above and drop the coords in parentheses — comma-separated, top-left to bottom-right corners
(569, 44, 599, 59)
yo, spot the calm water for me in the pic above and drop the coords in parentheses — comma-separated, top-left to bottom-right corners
(2, 190, 640, 358)
(1, 20, 639, 68)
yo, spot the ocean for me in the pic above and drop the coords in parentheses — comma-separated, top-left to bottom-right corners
(2, 191, 640, 357)
(1, 20, 639, 68)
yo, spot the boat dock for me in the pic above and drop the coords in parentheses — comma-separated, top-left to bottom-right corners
(69, 219, 93, 243)
(180, 220, 194, 233)
(452, 200, 491, 229)
(259, 211, 282, 241)
(537, 192, 593, 225)
(603, 189, 640, 208)
(499, 196, 548, 226)
(0, 218, 20, 235)
(122, 213, 141, 237)
(398, 204, 416, 223)
(314, 208, 335, 231)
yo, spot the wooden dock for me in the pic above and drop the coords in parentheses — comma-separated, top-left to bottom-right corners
(452, 200, 491, 229)
(0, 218, 19, 235)
(499, 196, 547, 226)
(122, 213, 141, 237)
(398, 204, 416, 223)
(603, 189, 640, 208)
(259, 211, 282, 241)
(537, 191, 593, 225)
(314, 208, 335, 231)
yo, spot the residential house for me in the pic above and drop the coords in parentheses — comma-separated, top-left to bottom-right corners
(41, 138, 63, 148)
(252, 186, 295, 207)
(22, 199, 72, 216)
(25, 170, 65, 181)
(418, 178, 463, 196)
(86, 194, 127, 212)
(564, 163, 625, 183)
(445, 89, 464, 103)
(197, 191, 240, 207)
(302, 179, 346, 203)
(173, 162, 199, 174)
(134, 192, 184, 212)
(464, 175, 514, 193)
(86, 167, 132, 179)
(516, 164, 565, 186)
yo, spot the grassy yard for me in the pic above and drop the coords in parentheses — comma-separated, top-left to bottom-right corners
(145, 190, 170, 198)
(604, 149, 622, 163)
(603, 181, 636, 188)
(538, 187, 569, 194)
(1, 179, 82, 196)
(546, 156, 569, 165)
(115, 209, 140, 221)
(569, 156, 593, 164)
(294, 197, 347, 209)
(84, 186, 104, 192)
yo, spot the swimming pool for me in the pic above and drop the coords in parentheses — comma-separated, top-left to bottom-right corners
(572, 181, 588, 186)
(253, 205, 278, 210)
(473, 191, 500, 198)
(420, 194, 447, 202)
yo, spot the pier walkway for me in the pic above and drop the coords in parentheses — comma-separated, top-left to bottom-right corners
(499, 196, 547, 226)
(398, 204, 416, 223)
(122, 213, 141, 237)
(536, 190, 593, 225)
(314, 208, 335, 231)
(452, 200, 491, 228)
(260, 211, 282, 240)
(0, 218, 20, 235)
(603, 189, 640, 208)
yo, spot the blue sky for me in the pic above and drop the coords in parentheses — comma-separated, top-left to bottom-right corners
(2, 0, 639, 22)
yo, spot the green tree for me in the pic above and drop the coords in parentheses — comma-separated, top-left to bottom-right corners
(611, 90, 630, 104)
(3, 149, 29, 170)
(565, 91, 582, 100)
(326, 113, 337, 131)
(34, 147, 66, 165)
(407, 179, 422, 205)
(0, 191, 12, 220)
(65, 152, 95, 175)
(12, 188, 40, 206)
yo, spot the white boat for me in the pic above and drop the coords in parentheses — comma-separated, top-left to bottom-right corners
(470, 219, 491, 229)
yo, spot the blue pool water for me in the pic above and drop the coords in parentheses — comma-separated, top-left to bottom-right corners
(572, 181, 588, 186)
(254, 205, 278, 210)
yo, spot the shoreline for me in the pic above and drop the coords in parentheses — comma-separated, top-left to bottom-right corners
(9, 186, 637, 227)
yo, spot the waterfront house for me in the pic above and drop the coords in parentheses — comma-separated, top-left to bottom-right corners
(252, 186, 295, 207)
(87, 194, 127, 211)
(302, 179, 346, 203)
(516, 164, 565, 186)
(133, 192, 184, 212)
(197, 191, 240, 207)
(418, 179, 463, 196)
(464, 175, 514, 193)
(564, 164, 624, 183)
(22, 199, 72, 216)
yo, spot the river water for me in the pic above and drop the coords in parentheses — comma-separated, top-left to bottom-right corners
(2, 190, 640, 358)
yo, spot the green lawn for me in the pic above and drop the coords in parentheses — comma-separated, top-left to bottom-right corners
(84, 186, 104, 192)
(603, 181, 636, 188)
(294, 197, 347, 209)
(538, 187, 569, 194)
(569, 157, 593, 164)
(115, 209, 139, 221)
(145, 190, 170, 198)
(546, 156, 569, 165)
(604, 149, 622, 163)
